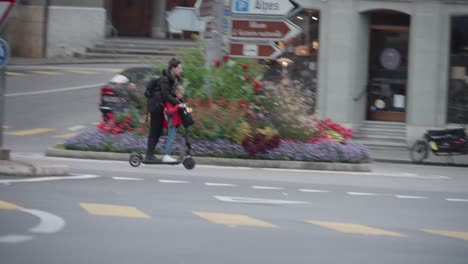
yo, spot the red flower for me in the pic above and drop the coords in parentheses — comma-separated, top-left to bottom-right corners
(242, 64, 249, 70)
(223, 54, 230, 62)
(238, 99, 247, 108)
(253, 81, 261, 93)
(214, 60, 222, 68)
(244, 76, 251, 82)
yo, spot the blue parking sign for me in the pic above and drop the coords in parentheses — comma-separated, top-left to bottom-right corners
(0, 38, 8, 67)
(234, 0, 249, 12)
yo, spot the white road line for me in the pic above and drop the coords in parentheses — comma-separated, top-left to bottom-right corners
(6, 83, 101, 97)
(205, 183, 237, 187)
(0, 174, 99, 184)
(347, 192, 378, 196)
(0, 235, 34, 243)
(158, 180, 190, 184)
(112, 177, 143, 181)
(22, 209, 66, 234)
(68, 125, 86, 131)
(446, 198, 468, 202)
(214, 196, 309, 204)
(252, 186, 284, 190)
(395, 195, 427, 199)
(299, 189, 331, 193)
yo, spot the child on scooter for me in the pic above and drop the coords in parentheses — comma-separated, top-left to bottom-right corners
(162, 85, 186, 162)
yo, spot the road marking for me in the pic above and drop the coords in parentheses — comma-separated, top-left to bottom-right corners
(307, 221, 405, 237)
(80, 203, 150, 219)
(5, 128, 57, 136)
(0, 174, 99, 184)
(65, 70, 99, 75)
(422, 229, 468, 241)
(6, 83, 101, 97)
(113, 177, 143, 181)
(252, 186, 284, 190)
(22, 208, 66, 234)
(53, 132, 77, 139)
(299, 189, 330, 193)
(68, 125, 86, 131)
(347, 192, 377, 196)
(446, 198, 468, 202)
(0, 235, 33, 243)
(107, 69, 123, 73)
(0, 200, 23, 210)
(193, 211, 278, 228)
(205, 182, 237, 187)
(214, 196, 309, 205)
(30, 70, 63, 75)
(395, 195, 427, 199)
(159, 179, 190, 184)
(5, 71, 26, 76)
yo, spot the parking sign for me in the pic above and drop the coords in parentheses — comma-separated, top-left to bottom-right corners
(234, 0, 249, 12)
(0, 38, 8, 67)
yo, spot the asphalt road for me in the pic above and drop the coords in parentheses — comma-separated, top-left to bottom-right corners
(1, 64, 467, 264)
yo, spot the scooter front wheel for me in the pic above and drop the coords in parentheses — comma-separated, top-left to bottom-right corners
(182, 157, 195, 170)
(129, 153, 142, 167)
(410, 141, 428, 163)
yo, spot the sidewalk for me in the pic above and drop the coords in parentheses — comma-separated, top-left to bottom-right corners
(1, 147, 467, 177)
(8, 56, 143, 66)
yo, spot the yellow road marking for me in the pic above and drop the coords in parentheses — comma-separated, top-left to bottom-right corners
(193, 211, 278, 228)
(5, 128, 57, 136)
(65, 70, 99, 75)
(80, 203, 150, 219)
(422, 229, 468, 241)
(0, 200, 23, 210)
(53, 132, 77, 139)
(6, 72, 26, 76)
(307, 220, 405, 237)
(30, 71, 63, 75)
(107, 69, 123, 73)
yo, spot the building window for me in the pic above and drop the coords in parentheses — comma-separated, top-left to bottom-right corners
(448, 15, 468, 124)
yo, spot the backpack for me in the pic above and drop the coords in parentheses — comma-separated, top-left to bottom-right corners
(144, 77, 161, 98)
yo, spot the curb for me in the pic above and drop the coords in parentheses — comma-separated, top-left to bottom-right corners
(0, 160, 70, 177)
(45, 148, 372, 172)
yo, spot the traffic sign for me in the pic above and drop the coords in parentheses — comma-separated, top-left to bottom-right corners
(0, 0, 15, 28)
(0, 38, 9, 67)
(231, 0, 300, 16)
(229, 42, 282, 59)
(230, 19, 301, 41)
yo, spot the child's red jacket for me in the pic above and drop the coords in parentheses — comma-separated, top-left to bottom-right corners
(163, 101, 182, 128)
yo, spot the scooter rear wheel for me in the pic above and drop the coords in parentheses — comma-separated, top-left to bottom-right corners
(410, 141, 428, 163)
(129, 153, 142, 167)
(182, 157, 195, 170)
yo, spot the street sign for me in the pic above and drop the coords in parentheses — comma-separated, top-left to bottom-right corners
(230, 42, 282, 59)
(231, 0, 300, 16)
(230, 19, 301, 41)
(0, 0, 15, 28)
(0, 38, 8, 67)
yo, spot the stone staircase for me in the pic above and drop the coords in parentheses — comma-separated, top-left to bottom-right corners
(352, 121, 408, 150)
(74, 37, 198, 64)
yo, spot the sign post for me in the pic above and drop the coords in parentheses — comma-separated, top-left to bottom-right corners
(0, 0, 16, 160)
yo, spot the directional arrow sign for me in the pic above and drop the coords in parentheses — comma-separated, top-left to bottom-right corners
(229, 42, 283, 59)
(231, 0, 300, 16)
(230, 19, 301, 41)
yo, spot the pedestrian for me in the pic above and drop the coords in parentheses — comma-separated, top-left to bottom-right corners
(162, 85, 186, 162)
(145, 58, 183, 161)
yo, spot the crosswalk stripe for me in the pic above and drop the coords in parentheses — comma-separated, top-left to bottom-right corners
(30, 71, 63, 75)
(193, 211, 278, 228)
(306, 220, 405, 237)
(5, 128, 57, 136)
(0, 200, 23, 210)
(422, 229, 468, 241)
(65, 70, 99, 75)
(53, 133, 77, 139)
(5, 72, 26, 76)
(80, 203, 150, 219)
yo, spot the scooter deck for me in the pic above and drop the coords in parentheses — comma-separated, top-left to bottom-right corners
(142, 159, 180, 165)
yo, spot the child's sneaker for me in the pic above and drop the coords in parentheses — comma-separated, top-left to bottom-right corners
(163, 155, 177, 163)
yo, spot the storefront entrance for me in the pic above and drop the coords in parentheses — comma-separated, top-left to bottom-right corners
(366, 11, 410, 122)
(111, 0, 153, 36)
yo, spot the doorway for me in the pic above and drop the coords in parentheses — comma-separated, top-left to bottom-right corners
(111, 0, 153, 36)
(366, 11, 410, 122)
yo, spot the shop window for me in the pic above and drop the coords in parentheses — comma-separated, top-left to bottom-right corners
(262, 9, 320, 114)
(448, 16, 468, 124)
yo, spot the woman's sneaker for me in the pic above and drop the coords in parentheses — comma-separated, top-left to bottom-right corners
(163, 155, 177, 163)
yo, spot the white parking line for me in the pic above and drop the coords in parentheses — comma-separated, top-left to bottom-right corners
(299, 189, 331, 193)
(205, 183, 237, 187)
(395, 195, 427, 199)
(68, 125, 86, 131)
(6, 84, 101, 97)
(113, 177, 143, 181)
(158, 180, 190, 184)
(214, 196, 309, 205)
(445, 198, 468, 202)
(252, 186, 284, 190)
(0, 174, 99, 184)
(347, 192, 378, 196)
(0, 235, 34, 243)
